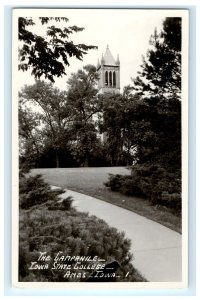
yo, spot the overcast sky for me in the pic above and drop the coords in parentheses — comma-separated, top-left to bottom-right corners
(17, 9, 183, 92)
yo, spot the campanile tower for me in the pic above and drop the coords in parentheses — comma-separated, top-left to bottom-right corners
(97, 45, 120, 94)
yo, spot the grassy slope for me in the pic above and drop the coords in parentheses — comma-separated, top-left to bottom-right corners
(31, 167, 181, 233)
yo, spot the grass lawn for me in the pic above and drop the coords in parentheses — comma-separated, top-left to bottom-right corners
(31, 167, 181, 233)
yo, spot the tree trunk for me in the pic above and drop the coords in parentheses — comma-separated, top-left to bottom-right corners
(83, 153, 89, 167)
(55, 151, 60, 168)
(126, 145, 131, 166)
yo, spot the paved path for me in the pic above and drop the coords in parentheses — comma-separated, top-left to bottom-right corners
(53, 187, 182, 282)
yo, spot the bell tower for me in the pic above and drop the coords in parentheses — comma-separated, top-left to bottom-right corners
(97, 45, 120, 94)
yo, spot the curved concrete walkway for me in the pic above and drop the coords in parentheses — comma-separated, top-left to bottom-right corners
(53, 187, 182, 282)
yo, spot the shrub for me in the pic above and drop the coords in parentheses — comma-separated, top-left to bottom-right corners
(105, 163, 181, 213)
(19, 205, 146, 282)
(105, 174, 145, 198)
(48, 196, 74, 211)
(19, 172, 146, 282)
(19, 173, 72, 210)
(104, 174, 125, 191)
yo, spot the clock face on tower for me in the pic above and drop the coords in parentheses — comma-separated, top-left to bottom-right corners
(97, 45, 120, 94)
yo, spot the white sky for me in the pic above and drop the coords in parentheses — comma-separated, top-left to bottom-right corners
(17, 9, 183, 91)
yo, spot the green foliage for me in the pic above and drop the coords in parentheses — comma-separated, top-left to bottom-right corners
(19, 189, 145, 282)
(19, 173, 71, 209)
(19, 80, 74, 168)
(19, 169, 145, 282)
(66, 65, 102, 167)
(129, 17, 182, 168)
(19, 65, 104, 168)
(18, 17, 97, 82)
(131, 96, 181, 169)
(19, 207, 145, 282)
(48, 196, 74, 211)
(102, 93, 137, 166)
(103, 18, 182, 214)
(132, 17, 181, 99)
(105, 174, 145, 198)
(105, 164, 181, 213)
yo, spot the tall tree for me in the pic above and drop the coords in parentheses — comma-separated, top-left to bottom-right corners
(19, 102, 44, 169)
(18, 17, 97, 82)
(132, 17, 181, 100)
(105, 18, 182, 208)
(19, 80, 73, 167)
(102, 92, 137, 166)
(66, 65, 101, 166)
(130, 17, 182, 169)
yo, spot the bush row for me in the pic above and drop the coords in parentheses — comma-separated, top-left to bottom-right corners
(19, 174, 146, 282)
(105, 163, 181, 213)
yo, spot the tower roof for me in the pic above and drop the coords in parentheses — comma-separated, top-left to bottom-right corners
(102, 45, 116, 66)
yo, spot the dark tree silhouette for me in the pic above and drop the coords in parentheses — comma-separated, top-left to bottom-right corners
(18, 17, 97, 82)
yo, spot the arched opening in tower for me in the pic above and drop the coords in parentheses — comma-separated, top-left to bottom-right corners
(105, 71, 108, 86)
(109, 71, 112, 86)
(113, 71, 116, 87)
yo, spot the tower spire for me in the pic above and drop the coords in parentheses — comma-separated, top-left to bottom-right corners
(116, 54, 120, 65)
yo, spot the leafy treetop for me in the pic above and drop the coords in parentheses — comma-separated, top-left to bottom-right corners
(18, 17, 97, 82)
(132, 17, 181, 100)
